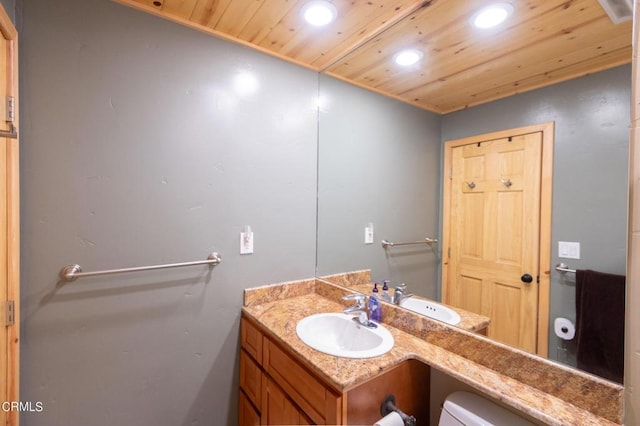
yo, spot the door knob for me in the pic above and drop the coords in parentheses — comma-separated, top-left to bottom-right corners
(521, 273, 533, 283)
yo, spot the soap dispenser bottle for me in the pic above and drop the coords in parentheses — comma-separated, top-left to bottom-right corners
(369, 283, 381, 322)
(381, 280, 392, 303)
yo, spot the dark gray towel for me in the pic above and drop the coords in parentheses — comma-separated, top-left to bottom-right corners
(575, 269, 625, 383)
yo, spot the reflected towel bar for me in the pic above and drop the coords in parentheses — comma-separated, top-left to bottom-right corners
(382, 238, 438, 249)
(59, 252, 222, 282)
(556, 263, 576, 274)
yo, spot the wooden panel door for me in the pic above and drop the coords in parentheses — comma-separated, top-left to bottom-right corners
(447, 132, 542, 353)
(0, 4, 18, 425)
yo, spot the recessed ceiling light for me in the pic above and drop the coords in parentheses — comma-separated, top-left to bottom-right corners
(302, 1, 337, 26)
(394, 49, 423, 67)
(471, 3, 514, 29)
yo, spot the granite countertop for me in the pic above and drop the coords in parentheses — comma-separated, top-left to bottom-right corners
(243, 277, 623, 426)
(342, 282, 490, 333)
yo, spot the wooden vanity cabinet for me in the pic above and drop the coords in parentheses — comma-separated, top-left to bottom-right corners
(239, 316, 342, 425)
(239, 315, 431, 425)
(345, 359, 430, 424)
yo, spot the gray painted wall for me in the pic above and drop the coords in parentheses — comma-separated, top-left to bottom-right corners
(20, 0, 317, 424)
(316, 75, 442, 299)
(0, 0, 15, 23)
(441, 64, 630, 365)
(17, 0, 631, 422)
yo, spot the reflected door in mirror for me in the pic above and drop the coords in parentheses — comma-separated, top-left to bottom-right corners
(445, 132, 542, 353)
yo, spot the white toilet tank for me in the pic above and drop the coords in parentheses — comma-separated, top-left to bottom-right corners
(439, 391, 535, 426)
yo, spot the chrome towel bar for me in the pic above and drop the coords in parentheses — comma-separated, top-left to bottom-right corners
(555, 263, 576, 274)
(59, 252, 222, 282)
(381, 237, 438, 249)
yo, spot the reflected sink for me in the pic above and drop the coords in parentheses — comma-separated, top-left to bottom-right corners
(400, 298, 462, 326)
(296, 313, 394, 358)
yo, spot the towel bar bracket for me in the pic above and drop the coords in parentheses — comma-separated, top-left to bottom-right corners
(61, 264, 83, 281)
(556, 262, 576, 274)
(0, 122, 17, 139)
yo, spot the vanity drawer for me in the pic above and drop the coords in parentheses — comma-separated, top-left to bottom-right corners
(263, 339, 341, 425)
(239, 349, 262, 408)
(241, 317, 263, 364)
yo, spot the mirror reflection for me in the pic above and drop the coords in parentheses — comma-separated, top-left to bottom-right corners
(316, 63, 630, 381)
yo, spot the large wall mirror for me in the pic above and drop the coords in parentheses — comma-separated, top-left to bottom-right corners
(111, 0, 632, 384)
(316, 37, 630, 382)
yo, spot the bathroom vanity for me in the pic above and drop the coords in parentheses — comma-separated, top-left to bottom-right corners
(239, 277, 623, 425)
(240, 315, 430, 424)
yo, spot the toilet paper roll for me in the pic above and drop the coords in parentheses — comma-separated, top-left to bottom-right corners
(374, 411, 404, 426)
(554, 317, 576, 340)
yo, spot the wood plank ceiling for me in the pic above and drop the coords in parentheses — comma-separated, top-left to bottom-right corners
(114, 0, 632, 114)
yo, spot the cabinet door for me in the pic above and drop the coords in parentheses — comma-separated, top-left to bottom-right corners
(239, 390, 260, 426)
(262, 377, 312, 425)
(240, 349, 262, 408)
(241, 317, 263, 364)
(264, 339, 341, 424)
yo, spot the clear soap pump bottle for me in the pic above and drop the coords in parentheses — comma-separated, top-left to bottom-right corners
(381, 280, 392, 303)
(369, 283, 381, 322)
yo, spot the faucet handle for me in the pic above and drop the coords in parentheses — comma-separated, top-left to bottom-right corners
(395, 283, 407, 291)
(342, 293, 366, 302)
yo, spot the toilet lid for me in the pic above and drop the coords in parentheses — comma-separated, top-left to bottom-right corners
(443, 392, 534, 426)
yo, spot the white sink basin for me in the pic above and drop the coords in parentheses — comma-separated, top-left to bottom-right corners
(296, 313, 394, 358)
(400, 298, 462, 326)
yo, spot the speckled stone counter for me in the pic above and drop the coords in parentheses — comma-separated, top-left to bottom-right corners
(320, 269, 491, 333)
(243, 278, 623, 426)
(339, 282, 491, 333)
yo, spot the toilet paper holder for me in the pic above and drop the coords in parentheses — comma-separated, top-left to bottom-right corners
(380, 395, 416, 426)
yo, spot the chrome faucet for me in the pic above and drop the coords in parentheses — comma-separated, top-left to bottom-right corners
(393, 283, 414, 305)
(342, 294, 377, 328)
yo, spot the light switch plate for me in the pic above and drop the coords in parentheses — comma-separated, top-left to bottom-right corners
(240, 231, 254, 254)
(365, 223, 374, 244)
(558, 241, 580, 259)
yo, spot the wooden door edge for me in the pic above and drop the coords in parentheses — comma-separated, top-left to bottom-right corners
(0, 3, 19, 425)
(536, 122, 554, 357)
(441, 121, 554, 357)
(441, 142, 452, 302)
